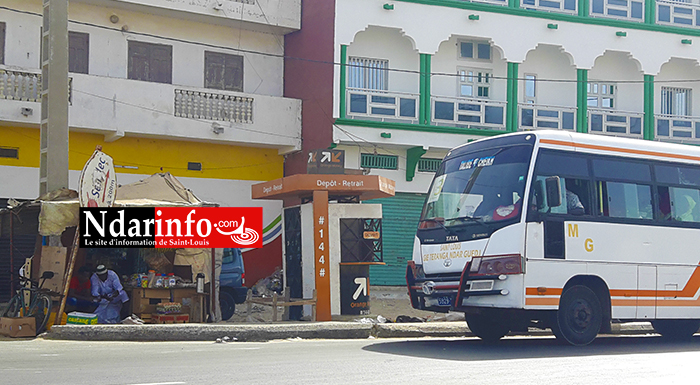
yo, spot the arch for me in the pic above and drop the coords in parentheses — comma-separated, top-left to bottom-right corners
(349, 25, 418, 54)
(523, 44, 576, 69)
(591, 50, 643, 76)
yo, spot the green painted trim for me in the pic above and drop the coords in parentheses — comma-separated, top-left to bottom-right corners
(335, 118, 507, 137)
(508, 0, 520, 8)
(419, 54, 426, 124)
(263, 215, 282, 234)
(383, 3, 395, 10)
(644, 75, 655, 140)
(395, 0, 700, 37)
(406, 146, 428, 182)
(645, 0, 656, 25)
(578, 0, 588, 18)
(576, 69, 588, 133)
(340, 45, 348, 119)
(425, 54, 432, 125)
(506, 62, 519, 132)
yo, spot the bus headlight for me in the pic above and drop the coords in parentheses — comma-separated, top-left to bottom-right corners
(469, 254, 523, 276)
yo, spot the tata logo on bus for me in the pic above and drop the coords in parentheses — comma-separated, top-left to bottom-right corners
(79, 207, 263, 248)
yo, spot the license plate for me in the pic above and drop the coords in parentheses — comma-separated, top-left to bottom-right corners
(437, 296, 452, 306)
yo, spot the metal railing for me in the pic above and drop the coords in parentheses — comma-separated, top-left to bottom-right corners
(588, 109, 644, 138)
(590, 0, 645, 22)
(432, 96, 507, 130)
(519, 103, 577, 131)
(468, 0, 508, 6)
(174, 89, 253, 123)
(655, 114, 700, 142)
(657, 0, 700, 28)
(521, 0, 578, 15)
(346, 88, 419, 124)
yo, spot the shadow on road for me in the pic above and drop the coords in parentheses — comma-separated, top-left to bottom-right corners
(362, 335, 700, 361)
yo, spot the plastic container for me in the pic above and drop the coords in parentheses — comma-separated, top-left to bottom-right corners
(154, 274, 164, 288)
(167, 273, 176, 288)
(147, 270, 156, 288)
(141, 274, 149, 288)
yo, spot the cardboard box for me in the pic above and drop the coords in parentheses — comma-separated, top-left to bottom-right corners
(1, 317, 37, 338)
(152, 313, 189, 324)
(66, 312, 98, 325)
(38, 246, 67, 294)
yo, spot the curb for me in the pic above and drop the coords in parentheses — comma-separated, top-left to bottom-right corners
(43, 321, 656, 342)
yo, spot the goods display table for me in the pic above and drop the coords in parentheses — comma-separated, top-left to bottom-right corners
(127, 287, 206, 323)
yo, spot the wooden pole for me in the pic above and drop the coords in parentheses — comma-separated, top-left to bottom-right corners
(56, 227, 79, 323)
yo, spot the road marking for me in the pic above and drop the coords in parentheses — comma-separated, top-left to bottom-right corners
(127, 382, 186, 385)
(40, 354, 59, 357)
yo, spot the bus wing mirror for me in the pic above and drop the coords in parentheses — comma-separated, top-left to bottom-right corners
(545, 176, 562, 207)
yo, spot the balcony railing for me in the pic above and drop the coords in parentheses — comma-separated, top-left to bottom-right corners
(346, 88, 419, 124)
(469, 0, 508, 6)
(0, 67, 72, 104)
(174, 89, 253, 123)
(589, 109, 644, 138)
(590, 0, 645, 22)
(0, 68, 41, 102)
(519, 104, 577, 131)
(656, 114, 700, 142)
(521, 0, 578, 15)
(432, 96, 507, 130)
(657, 0, 700, 28)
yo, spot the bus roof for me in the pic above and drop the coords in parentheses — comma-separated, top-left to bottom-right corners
(452, 131, 700, 165)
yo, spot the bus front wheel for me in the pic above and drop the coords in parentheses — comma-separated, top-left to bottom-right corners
(556, 285, 602, 346)
(652, 319, 700, 340)
(466, 313, 510, 342)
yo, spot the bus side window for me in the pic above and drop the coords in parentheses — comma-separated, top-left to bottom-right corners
(669, 187, 700, 222)
(597, 181, 653, 220)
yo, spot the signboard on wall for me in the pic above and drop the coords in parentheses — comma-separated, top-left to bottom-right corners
(340, 264, 370, 315)
(307, 149, 345, 174)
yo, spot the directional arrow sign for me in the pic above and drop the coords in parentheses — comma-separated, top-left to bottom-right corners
(321, 151, 332, 163)
(353, 277, 368, 300)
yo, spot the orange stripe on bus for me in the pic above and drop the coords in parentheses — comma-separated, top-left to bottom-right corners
(525, 297, 560, 306)
(539, 139, 700, 163)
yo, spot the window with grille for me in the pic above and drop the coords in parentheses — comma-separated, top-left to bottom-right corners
(348, 57, 389, 90)
(459, 69, 491, 98)
(361, 153, 398, 170)
(417, 158, 441, 173)
(661, 87, 692, 116)
(205, 51, 244, 92)
(587, 82, 616, 109)
(459, 41, 492, 61)
(68, 31, 89, 74)
(0, 22, 5, 65)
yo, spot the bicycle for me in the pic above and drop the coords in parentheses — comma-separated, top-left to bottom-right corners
(1, 271, 57, 334)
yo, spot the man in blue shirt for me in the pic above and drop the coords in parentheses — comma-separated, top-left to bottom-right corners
(91, 265, 129, 324)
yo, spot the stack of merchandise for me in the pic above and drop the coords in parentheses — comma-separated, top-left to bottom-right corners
(156, 302, 182, 314)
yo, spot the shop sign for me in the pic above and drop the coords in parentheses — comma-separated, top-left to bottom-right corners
(79, 149, 117, 207)
(307, 149, 345, 174)
(79, 207, 263, 248)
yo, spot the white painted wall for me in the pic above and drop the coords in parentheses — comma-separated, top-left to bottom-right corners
(589, 51, 644, 113)
(300, 202, 315, 317)
(519, 44, 577, 107)
(347, 26, 420, 94)
(2, 1, 285, 96)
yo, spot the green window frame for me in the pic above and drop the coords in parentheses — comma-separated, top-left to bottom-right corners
(417, 158, 441, 172)
(361, 153, 398, 170)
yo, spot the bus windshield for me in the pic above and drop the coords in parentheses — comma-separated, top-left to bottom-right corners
(420, 144, 533, 227)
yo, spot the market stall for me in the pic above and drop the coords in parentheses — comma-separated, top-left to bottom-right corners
(0, 173, 224, 329)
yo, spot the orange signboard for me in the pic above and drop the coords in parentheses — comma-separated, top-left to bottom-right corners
(252, 174, 395, 201)
(313, 190, 331, 321)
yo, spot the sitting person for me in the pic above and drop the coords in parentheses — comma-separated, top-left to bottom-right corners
(566, 189, 585, 215)
(91, 265, 129, 324)
(67, 266, 96, 313)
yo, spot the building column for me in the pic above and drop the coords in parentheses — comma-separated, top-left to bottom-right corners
(419, 54, 432, 125)
(645, 0, 656, 25)
(506, 62, 519, 132)
(578, 0, 589, 17)
(339, 45, 348, 119)
(644, 74, 655, 140)
(577, 69, 588, 133)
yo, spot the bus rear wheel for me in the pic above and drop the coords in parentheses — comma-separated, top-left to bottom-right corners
(466, 313, 510, 342)
(652, 319, 700, 340)
(556, 285, 602, 346)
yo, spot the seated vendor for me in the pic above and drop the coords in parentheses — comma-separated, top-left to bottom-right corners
(67, 266, 96, 313)
(91, 265, 129, 324)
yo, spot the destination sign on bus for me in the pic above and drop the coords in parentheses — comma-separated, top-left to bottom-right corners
(459, 156, 495, 170)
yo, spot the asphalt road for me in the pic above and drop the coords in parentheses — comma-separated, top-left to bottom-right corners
(2, 335, 700, 384)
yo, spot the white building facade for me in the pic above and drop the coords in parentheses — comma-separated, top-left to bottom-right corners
(314, 0, 700, 284)
(0, 0, 301, 284)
